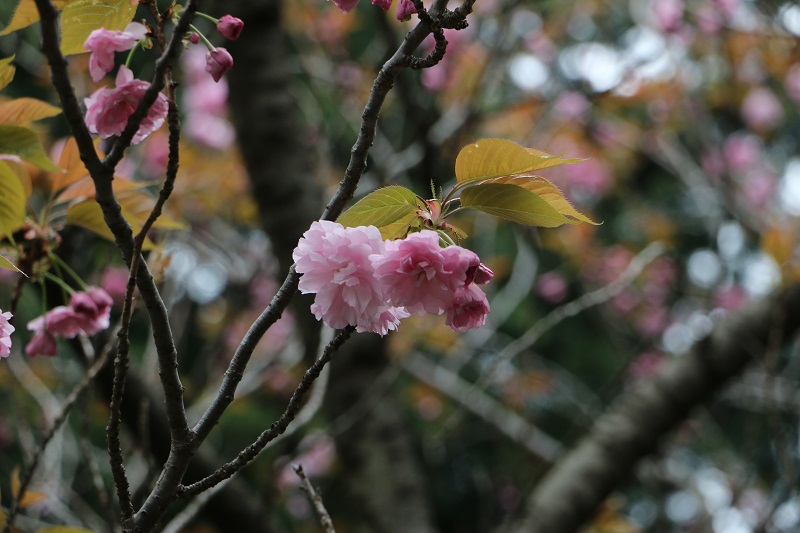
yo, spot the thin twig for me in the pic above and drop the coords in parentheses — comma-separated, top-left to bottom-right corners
(293, 464, 336, 533)
(179, 327, 355, 497)
(3, 341, 113, 533)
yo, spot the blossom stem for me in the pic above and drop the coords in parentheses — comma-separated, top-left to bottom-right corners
(189, 24, 215, 50)
(193, 11, 219, 24)
(124, 39, 143, 68)
(48, 253, 89, 290)
(43, 271, 77, 295)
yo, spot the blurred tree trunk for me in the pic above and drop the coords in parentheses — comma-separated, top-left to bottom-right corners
(211, 1, 438, 531)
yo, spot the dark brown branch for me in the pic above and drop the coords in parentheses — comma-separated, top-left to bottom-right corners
(293, 464, 336, 533)
(180, 327, 354, 497)
(503, 283, 800, 533)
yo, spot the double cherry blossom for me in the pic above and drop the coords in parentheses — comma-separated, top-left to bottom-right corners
(294, 222, 492, 335)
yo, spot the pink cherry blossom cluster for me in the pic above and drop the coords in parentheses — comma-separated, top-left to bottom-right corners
(330, 0, 417, 21)
(25, 287, 113, 358)
(293, 221, 492, 336)
(0, 310, 13, 359)
(84, 22, 148, 82)
(85, 65, 169, 145)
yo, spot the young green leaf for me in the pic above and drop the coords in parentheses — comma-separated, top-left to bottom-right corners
(0, 161, 26, 237)
(59, 0, 138, 56)
(0, 98, 62, 125)
(0, 56, 16, 90)
(0, 125, 60, 171)
(336, 185, 421, 229)
(0, 255, 26, 276)
(0, 0, 71, 36)
(65, 200, 156, 249)
(376, 211, 421, 240)
(459, 183, 573, 227)
(484, 176, 598, 224)
(454, 138, 583, 184)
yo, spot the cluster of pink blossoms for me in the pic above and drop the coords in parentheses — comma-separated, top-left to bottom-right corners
(82, 13, 242, 144)
(293, 222, 492, 335)
(26, 287, 113, 358)
(331, 0, 417, 20)
(0, 310, 13, 359)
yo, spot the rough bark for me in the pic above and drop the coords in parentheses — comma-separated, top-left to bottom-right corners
(503, 283, 800, 533)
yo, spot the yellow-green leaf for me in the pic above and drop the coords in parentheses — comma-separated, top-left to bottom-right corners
(66, 200, 155, 249)
(0, 125, 60, 171)
(0, 98, 61, 125)
(0, 255, 26, 276)
(336, 185, 421, 229)
(0, 0, 72, 36)
(55, 175, 146, 203)
(486, 175, 598, 224)
(376, 211, 421, 240)
(59, 0, 138, 56)
(0, 161, 26, 237)
(36, 526, 94, 533)
(0, 56, 15, 90)
(460, 183, 572, 227)
(117, 190, 185, 230)
(454, 138, 584, 184)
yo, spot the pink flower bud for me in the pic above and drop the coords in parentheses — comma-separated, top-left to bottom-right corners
(25, 331, 57, 358)
(396, 0, 417, 21)
(371, 0, 392, 10)
(206, 48, 233, 83)
(189, 33, 200, 45)
(217, 14, 244, 41)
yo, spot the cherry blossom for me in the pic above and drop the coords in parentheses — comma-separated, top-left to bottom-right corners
(206, 48, 234, 83)
(83, 22, 148, 82)
(293, 221, 402, 334)
(26, 287, 113, 356)
(445, 284, 490, 332)
(372, 230, 480, 316)
(0, 310, 14, 359)
(84, 66, 169, 144)
(217, 15, 244, 41)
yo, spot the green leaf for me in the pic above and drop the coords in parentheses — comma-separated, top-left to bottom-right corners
(0, 125, 60, 171)
(0, 98, 61, 125)
(36, 526, 94, 533)
(59, 0, 138, 56)
(454, 138, 583, 184)
(0, 0, 71, 36)
(459, 183, 572, 227)
(0, 255, 25, 276)
(0, 161, 26, 237)
(66, 199, 155, 249)
(336, 186, 421, 229)
(483, 176, 599, 225)
(376, 211, 421, 240)
(0, 56, 15, 90)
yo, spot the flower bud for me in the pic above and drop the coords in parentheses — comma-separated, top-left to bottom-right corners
(217, 14, 244, 40)
(189, 32, 200, 44)
(206, 47, 234, 82)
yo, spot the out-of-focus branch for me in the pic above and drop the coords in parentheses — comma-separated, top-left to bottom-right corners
(502, 283, 800, 533)
(294, 464, 336, 533)
(3, 340, 112, 533)
(402, 352, 562, 462)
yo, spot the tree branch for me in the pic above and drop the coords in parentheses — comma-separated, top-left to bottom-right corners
(502, 283, 800, 533)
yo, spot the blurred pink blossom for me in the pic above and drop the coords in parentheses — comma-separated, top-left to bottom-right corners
(652, 0, 683, 33)
(635, 306, 670, 336)
(25, 330, 57, 358)
(395, 0, 417, 20)
(184, 113, 235, 150)
(695, 4, 722, 34)
(740, 168, 776, 210)
(330, 0, 360, 12)
(627, 351, 664, 380)
(100, 266, 131, 301)
(536, 271, 568, 304)
(276, 431, 337, 491)
(558, 157, 613, 199)
(372, 0, 392, 9)
(84, 66, 169, 144)
(27, 287, 113, 348)
(554, 91, 591, 123)
(701, 148, 726, 179)
(741, 87, 783, 131)
(0, 311, 14, 359)
(83, 22, 147, 82)
(724, 133, 761, 174)
(784, 64, 800, 103)
(714, 284, 747, 311)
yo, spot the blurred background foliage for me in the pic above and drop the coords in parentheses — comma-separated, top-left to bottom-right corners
(2, 0, 800, 531)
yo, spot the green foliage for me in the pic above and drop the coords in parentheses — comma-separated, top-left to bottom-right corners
(0, 161, 26, 237)
(0, 0, 71, 36)
(460, 182, 573, 227)
(454, 138, 582, 184)
(0, 125, 60, 171)
(0, 55, 15, 90)
(336, 185, 422, 238)
(59, 0, 138, 56)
